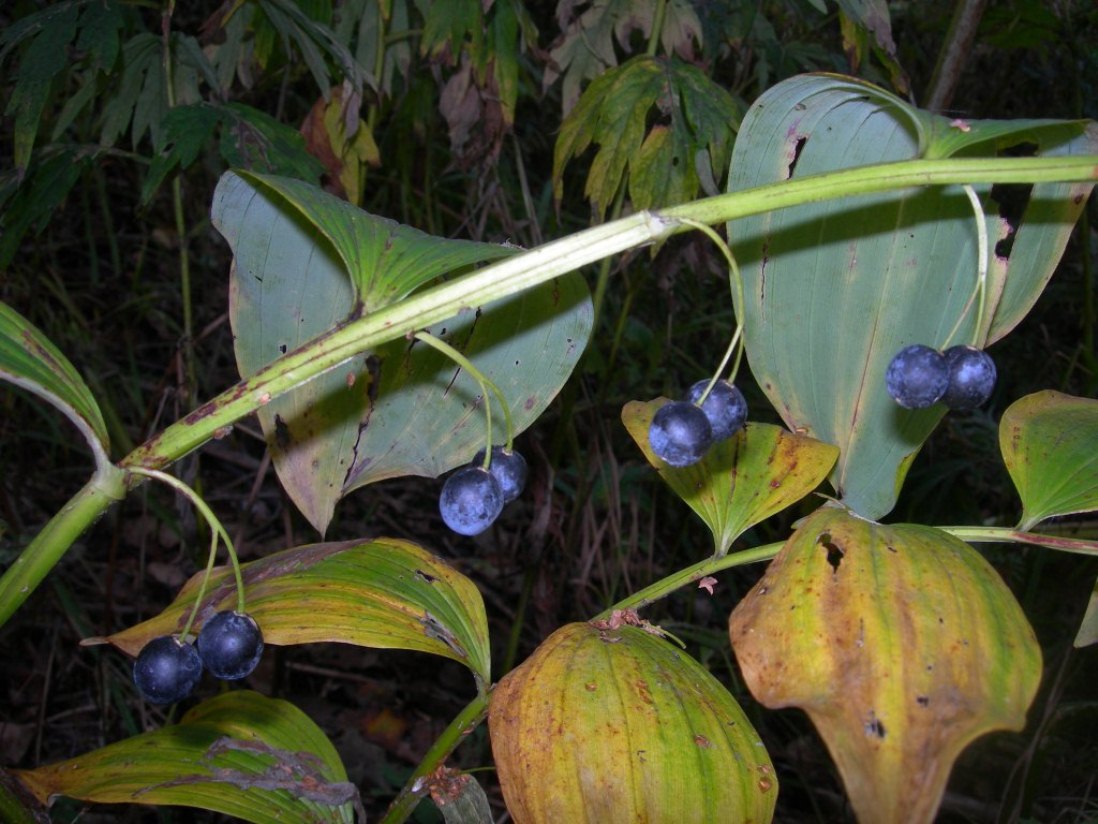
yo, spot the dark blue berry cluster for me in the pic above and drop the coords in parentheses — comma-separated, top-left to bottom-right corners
(648, 379, 748, 467)
(132, 611, 264, 704)
(439, 446, 528, 536)
(886, 344, 996, 410)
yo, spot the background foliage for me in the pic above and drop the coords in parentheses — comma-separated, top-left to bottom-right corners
(1, 0, 1097, 820)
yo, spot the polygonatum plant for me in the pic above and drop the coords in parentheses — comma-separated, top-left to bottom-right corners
(2, 71, 1098, 824)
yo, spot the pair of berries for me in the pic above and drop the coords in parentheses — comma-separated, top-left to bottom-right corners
(885, 344, 997, 411)
(439, 446, 528, 536)
(648, 379, 749, 467)
(132, 611, 264, 705)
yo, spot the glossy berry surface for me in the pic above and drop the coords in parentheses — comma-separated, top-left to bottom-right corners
(941, 345, 997, 410)
(885, 344, 949, 409)
(197, 611, 264, 680)
(686, 379, 748, 441)
(648, 400, 714, 467)
(440, 466, 504, 536)
(133, 635, 203, 704)
(474, 445, 528, 503)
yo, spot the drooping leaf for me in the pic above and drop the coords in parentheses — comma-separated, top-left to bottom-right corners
(426, 769, 493, 824)
(730, 506, 1041, 823)
(1076, 582, 1098, 648)
(0, 300, 110, 465)
(622, 400, 838, 555)
(999, 390, 1098, 531)
(0, 149, 89, 269)
(544, 0, 702, 115)
(1, 3, 79, 175)
(490, 620, 777, 823)
(15, 691, 358, 823)
(834, 0, 909, 93)
(99, 32, 161, 148)
(214, 171, 589, 534)
(96, 538, 491, 684)
(553, 55, 742, 217)
(96, 536, 491, 685)
(727, 73, 1097, 519)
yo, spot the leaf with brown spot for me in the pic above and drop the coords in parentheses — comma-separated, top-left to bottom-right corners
(14, 691, 357, 823)
(489, 622, 776, 823)
(94, 538, 490, 684)
(730, 506, 1041, 823)
(623, 399, 838, 555)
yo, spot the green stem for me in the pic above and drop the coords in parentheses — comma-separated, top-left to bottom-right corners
(379, 690, 491, 824)
(124, 156, 1098, 476)
(0, 468, 127, 627)
(646, 0, 668, 57)
(161, 2, 197, 405)
(4, 155, 1096, 630)
(942, 525, 1098, 556)
(125, 467, 246, 622)
(943, 184, 990, 347)
(593, 542, 783, 620)
(413, 331, 514, 453)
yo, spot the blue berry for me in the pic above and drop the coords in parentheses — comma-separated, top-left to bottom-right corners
(941, 345, 997, 410)
(197, 611, 264, 680)
(473, 446, 528, 503)
(885, 344, 949, 409)
(686, 379, 748, 441)
(133, 635, 203, 704)
(440, 466, 504, 536)
(648, 400, 713, 467)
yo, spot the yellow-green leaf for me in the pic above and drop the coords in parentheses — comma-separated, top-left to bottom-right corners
(999, 390, 1098, 531)
(490, 620, 776, 823)
(96, 538, 490, 684)
(622, 399, 839, 555)
(14, 691, 357, 823)
(730, 506, 1041, 824)
(0, 301, 110, 466)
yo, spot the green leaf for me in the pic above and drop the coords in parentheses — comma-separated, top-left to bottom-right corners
(99, 32, 160, 148)
(727, 73, 1097, 519)
(999, 390, 1098, 531)
(98, 538, 491, 684)
(0, 300, 110, 466)
(0, 149, 88, 269)
(3, 3, 79, 175)
(142, 103, 223, 203)
(554, 55, 741, 217)
(544, 0, 702, 115)
(622, 400, 839, 555)
(428, 771, 493, 824)
(213, 172, 588, 534)
(14, 692, 359, 823)
(421, 0, 482, 62)
(1075, 581, 1098, 648)
(226, 171, 514, 312)
(219, 104, 327, 182)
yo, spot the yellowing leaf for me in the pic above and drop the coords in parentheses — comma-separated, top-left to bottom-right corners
(96, 538, 491, 684)
(730, 506, 1041, 824)
(553, 55, 741, 216)
(999, 390, 1098, 530)
(490, 621, 776, 823)
(15, 691, 357, 823)
(623, 399, 838, 555)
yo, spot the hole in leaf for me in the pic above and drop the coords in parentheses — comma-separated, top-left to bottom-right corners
(865, 713, 886, 738)
(786, 136, 807, 178)
(916, 696, 930, 707)
(278, 343, 287, 354)
(991, 144, 1035, 260)
(818, 532, 844, 573)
